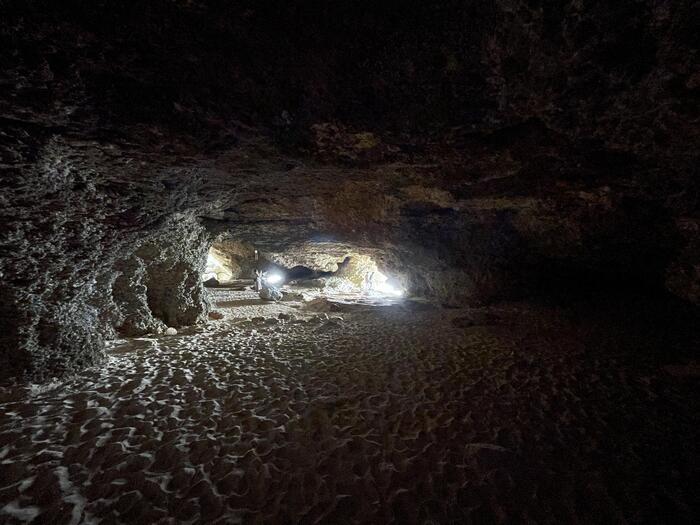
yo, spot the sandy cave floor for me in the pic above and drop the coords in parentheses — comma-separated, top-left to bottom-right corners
(0, 289, 698, 524)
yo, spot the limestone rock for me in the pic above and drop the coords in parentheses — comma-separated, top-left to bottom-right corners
(259, 287, 283, 302)
(281, 291, 304, 301)
(0, 1, 697, 380)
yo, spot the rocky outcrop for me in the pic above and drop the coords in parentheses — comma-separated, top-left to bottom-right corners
(134, 220, 211, 330)
(112, 255, 165, 337)
(0, 133, 212, 379)
(111, 218, 210, 337)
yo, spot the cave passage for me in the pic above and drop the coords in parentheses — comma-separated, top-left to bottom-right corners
(201, 241, 406, 302)
(2, 232, 696, 523)
(1, 1, 698, 523)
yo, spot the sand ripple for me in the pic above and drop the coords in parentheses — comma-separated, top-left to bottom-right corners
(0, 295, 697, 524)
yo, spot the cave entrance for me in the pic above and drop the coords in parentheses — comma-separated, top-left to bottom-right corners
(262, 253, 406, 303)
(201, 240, 406, 324)
(201, 240, 405, 301)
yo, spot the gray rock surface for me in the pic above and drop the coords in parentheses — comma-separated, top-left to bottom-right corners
(0, 1, 698, 379)
(259, 287, 283, 302)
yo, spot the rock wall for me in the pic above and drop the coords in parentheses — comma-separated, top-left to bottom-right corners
(112, 255, 163, 337)
(0, 133, 212, 380)
(209, 239, 257, 280)
(1, 0, 698, 379)
(112, 218, 211, 337)
(138, 223, 211, 329)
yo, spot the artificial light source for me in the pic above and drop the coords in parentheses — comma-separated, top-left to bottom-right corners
(264, 272, 284, 285)
(374, 280, 404, 297)
(369, 271, 405, 297)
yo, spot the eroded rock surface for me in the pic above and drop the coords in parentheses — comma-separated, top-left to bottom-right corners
(1, 1, 698, 378)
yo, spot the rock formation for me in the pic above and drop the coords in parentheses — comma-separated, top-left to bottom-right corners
(1, 0, 698, 379)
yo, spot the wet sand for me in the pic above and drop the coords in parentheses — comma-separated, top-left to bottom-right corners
(0, 290, 697, 524)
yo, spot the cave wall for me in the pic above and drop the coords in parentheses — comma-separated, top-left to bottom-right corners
(137, 224, 210, 330)
(0, 132, 212, 380)
(113, 218, 211, 337)
(1, 0, 698, 379)
(209, 239, 257, 280)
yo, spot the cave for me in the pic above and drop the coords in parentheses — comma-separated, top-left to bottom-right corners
(0, 1, 698, 523)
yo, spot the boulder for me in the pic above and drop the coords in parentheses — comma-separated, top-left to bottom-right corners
(281, 291, 304, 301)
(203, 277, 220, 288)
(302, 297, 342, 312)
(298, 278, 326, 289)
(259, 287, 283, 301)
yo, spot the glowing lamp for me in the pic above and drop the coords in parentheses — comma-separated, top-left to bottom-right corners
(264, 272, 284, 285)
(375, 280, 404, 297)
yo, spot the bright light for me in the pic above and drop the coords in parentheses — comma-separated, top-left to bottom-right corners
(369, 271, 404, 297)
(264, 272, 284, 285)
(374, 280, 404, 297)
(203, 251, 233, 282)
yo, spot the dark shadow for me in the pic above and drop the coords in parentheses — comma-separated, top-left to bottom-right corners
(521, 259, 700, 364)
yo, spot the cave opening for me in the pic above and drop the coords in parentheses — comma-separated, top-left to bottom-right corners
(200, 239, 406, 323)
(267, 252, 406, 299)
